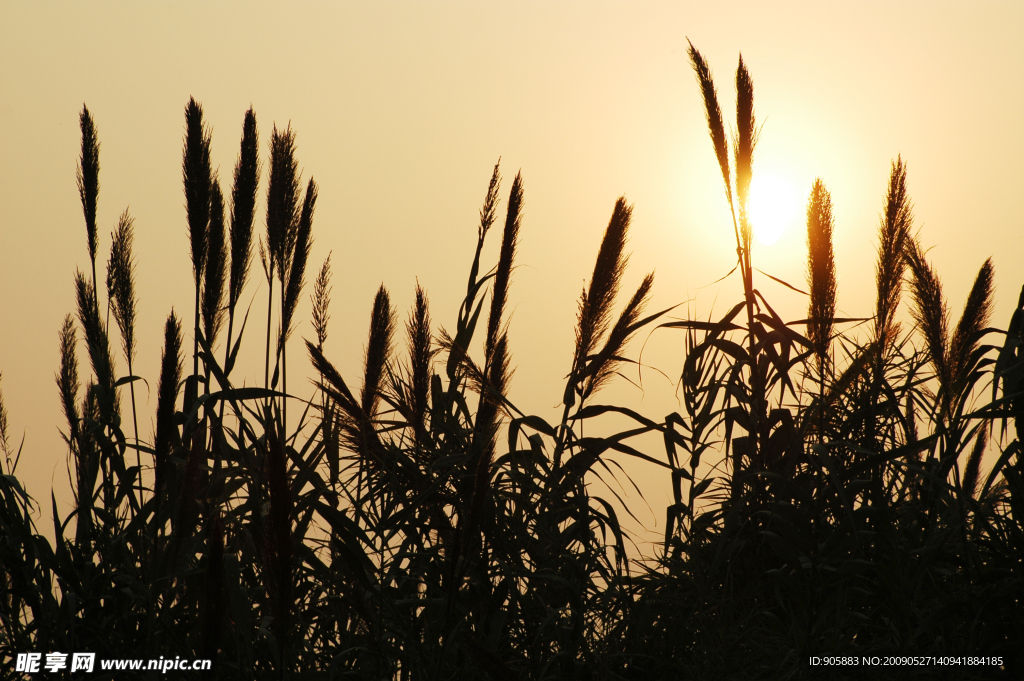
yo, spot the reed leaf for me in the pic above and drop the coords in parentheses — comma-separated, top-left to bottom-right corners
(962, 421, 988, 499)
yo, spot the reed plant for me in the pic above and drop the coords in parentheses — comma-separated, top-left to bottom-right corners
(1, 51, 1022, 681)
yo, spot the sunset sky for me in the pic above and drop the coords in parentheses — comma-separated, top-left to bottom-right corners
(2, 1, 1022, 549)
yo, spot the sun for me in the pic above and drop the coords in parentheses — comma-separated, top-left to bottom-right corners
(747, 174, 798, 246)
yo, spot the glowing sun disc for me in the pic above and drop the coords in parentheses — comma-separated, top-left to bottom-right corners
(748, 174, 797, 246)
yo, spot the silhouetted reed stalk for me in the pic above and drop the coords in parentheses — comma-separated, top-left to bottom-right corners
(262, 124, 300, 438)
(107, 209, 142, 495)
(475, 171, 522, 457)
(280, 178, 317, 431)
(310, 254, 337, 484)
(153, 311, 183, 530)
(688, 42, 766, 470)
(225, 108, 259, 372)
(806, 179, 836, 438)
(357, 286, 396, 514)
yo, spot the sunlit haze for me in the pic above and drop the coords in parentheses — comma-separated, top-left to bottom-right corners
(2, 2, 1023, 554)
(748, 174, 798, 246)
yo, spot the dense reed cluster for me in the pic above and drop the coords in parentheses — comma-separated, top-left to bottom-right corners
(1, 46, 1022, 680)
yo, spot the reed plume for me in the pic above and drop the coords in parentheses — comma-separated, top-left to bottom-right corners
(184, 98, 212, 287)
(806, 179, 837, 374)
(183, 97, 212, 397)
(0, 373, 9, 470)
(566, 197, 632, 407)
(154, 311, 183, 503)
(734, 54, 756, 251)
(56, 315, 81, 454)
(474, 173, 523, 466)
(949, 258, 994, 399)
(406, 284, 434, 443)
(282, 178, 317, 344)
(75, 270, 118, 420)
(107, 209, 141, 483)
(263, 124, 300, 390)
(311, 253, 332, 350)
(107, 210, 138, 368)
(485, 172, 523, 364)
(203, 179, 227, 349)
(874, 158, 913, 349)
(688, 40, 731, 206)
(265, 125, 300, 284)
(584, 271, 655, 400)
(478, 160, 501, 241)
(906, 239, 950, 398)
(463, 160, 502, 301)
(362, 285, 396, 419)
(229, 107, 259, 313)
(77, 105, 100, 292)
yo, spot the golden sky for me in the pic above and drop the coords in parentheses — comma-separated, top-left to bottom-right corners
(2, 1, 1022, 549)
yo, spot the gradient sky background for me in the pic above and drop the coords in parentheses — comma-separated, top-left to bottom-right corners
(2, 1, 1022, 551)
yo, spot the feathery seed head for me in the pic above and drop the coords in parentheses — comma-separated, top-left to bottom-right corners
(806, 179, 837, 371)
(203, 179, 228, 347)
(478, 160, 501, 240)
(265, 124, 300, 284)
(362, 285, 396, 418)
(688, 41, 732, 203)
(108, 209, 138, 366)
(282, 178, 317, 343)
(229, 107, 260, 309)
(0, 373, 9, 465)
(906, 239, 950, 391)
(154, 310, 183, 496)
(184, 97, 212, 286)
(77, 106, 100, 267)
(486, 171, 523, 364)
(950, 258, 994, 395)
(874, 157, 913, 347)
(311, 253, 333, 349)
(735, 55, 757, 250)
(407, 284, 434, 427)
(57, 314, 81, 449)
